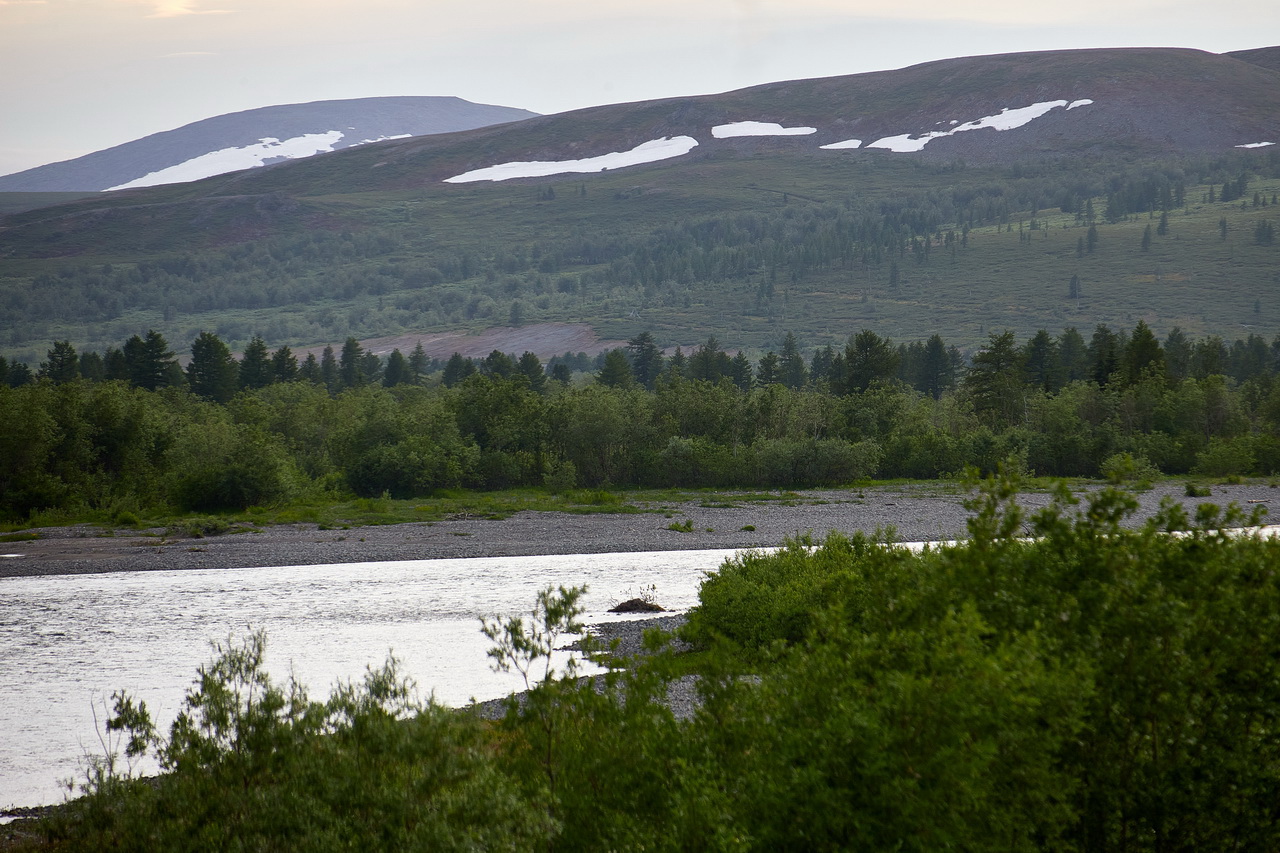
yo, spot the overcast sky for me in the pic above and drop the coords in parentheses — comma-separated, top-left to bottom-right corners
(0, 0, 1274, 177)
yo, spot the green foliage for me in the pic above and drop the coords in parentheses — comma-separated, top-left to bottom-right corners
(48, 630, 551, 850)
(44, 477, 1280, 850)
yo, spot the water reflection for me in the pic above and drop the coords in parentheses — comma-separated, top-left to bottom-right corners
(0, 549, 741, 810)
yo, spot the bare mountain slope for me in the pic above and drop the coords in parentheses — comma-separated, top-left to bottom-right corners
(0, 96, 537, 193)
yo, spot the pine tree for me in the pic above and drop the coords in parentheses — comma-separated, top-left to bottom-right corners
(38, 341, 79, 385)
(338, 338, 364, 389)
(238, 336, 273, 390)
(756, 352, 781, 386)
(442, 353, 475, 387)
(1141, 224, 1152, 252)
(383, 349, 411, 387)
(270, 346, 299, 383)
(844, 329, 899, 394)
(626, 332, 664, 389)
(517, 352, 546, 393)
(779, 332, 807, 389)
(187, 332, 239, 402)
(408, 342, 428, 383)
(320, 346, 338, 392)
(965, 330, 1026, 426)
(125, 330, 178, 391)
(596, 349, 634, 388)
(299, 352, 321, 385)
(729, 351, 753, 390)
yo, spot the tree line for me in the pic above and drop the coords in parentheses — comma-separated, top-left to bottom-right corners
(3, 320, 1280, 522)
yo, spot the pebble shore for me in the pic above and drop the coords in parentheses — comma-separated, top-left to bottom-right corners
(3, 481, 1273, 579)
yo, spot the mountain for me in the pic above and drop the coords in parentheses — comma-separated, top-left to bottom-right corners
(1227, 46, 1280, 74)
(1, 47, 1278, 363)
(0, 96, 538, 193)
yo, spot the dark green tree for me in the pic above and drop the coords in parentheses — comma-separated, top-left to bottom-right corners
(756, 352, 781, 386)
(965, 330, 1026, 427)
(1163, 327, 1192, 383)
(1122, 320, 1164, 385)
(79, 351, 105, 382)
(359, 351, 383, 386)
(299, 352, 321, 385)
(125, 330, 179, 391)
(1022, 330, 1063, 393)
(238, 336, 273, 391)
(187, 332, 239, 403)
(844, 329, 899, 394)
(626, 332, 665, 390)
(1088, 325, 1122, 386)
(920, 334, 953, 400)
(408, 342, 428, 383)
(270, 346, 298, 384)
(320, 346, 338, 392)
(338, 338, 365, 389)
(1059, 327, 1089, 383)
(729, 351, 753, 391)
(596, 349, 634, 389)
(38, 341, 80, 385)
(481, 350, 516, 380)
(442, 353, 476, 387)
(688, 337, 730, 383)
(517, 352, 547, 393)
(779, 332, 807, 389)
(383, 349, 412, 387)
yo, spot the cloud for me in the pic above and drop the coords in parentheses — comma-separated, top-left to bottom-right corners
(144, 0, 231, 17)
(162, 50, 217, 57)
(0, 1, 48, 5)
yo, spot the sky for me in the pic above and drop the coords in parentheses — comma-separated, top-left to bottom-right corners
(0, 0, 1275, 178)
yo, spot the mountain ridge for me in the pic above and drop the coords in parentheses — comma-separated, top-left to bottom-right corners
(0, 96, 538, 193)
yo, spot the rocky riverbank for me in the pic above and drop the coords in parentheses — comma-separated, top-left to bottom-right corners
(1, 481, 1273, 579)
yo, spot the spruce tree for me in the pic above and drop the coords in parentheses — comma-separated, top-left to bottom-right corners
(238, 336, 273, 390)
(39, 341, 79, 385)
(187, 332, 239, 403)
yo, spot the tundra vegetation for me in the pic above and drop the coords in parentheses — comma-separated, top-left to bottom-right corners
(29, 473, 1280, 851)
(1, 154, 1277, 362)
(3, 320, 1280, 525)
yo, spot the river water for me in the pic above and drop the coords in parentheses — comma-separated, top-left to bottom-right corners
(0, 548, 744, 811)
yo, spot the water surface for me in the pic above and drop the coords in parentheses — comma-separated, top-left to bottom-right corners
(1, 548, 741, 810)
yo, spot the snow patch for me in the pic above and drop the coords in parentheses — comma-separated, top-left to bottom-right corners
(865, 100, 1083, 153)
(1068, 99, 1093, 110)
(354, 133, 412, 146)
(1236, 141, 1276, 149)
(820, 139, 863, 150)
(105, 131, 346, 191)
(442, 136, 699, 183)
(712, 121, 817, 138)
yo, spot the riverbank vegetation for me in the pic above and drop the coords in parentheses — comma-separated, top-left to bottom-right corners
(4, 320, 1280, 526)
(24, 474, 1280, 850)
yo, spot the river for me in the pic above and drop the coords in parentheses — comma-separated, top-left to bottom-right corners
(0, 548, 743, 811)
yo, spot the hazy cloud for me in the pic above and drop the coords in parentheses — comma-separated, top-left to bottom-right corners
(143, 0, 231, 17)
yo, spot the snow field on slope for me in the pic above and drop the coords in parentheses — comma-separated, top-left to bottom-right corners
(105, 131, 411, 191)
(442, 136, 699, 183)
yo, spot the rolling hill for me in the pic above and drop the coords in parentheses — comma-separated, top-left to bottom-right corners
(0, 96, 538, 193)
(1, 46, 1277, 365)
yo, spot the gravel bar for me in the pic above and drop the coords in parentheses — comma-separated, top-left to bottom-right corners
(1, 482, 1275, 579)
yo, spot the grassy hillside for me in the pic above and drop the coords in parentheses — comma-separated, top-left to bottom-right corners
(1, 47, 1278, 363)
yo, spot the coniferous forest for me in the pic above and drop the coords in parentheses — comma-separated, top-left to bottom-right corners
(3, 320, 1280, 523)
